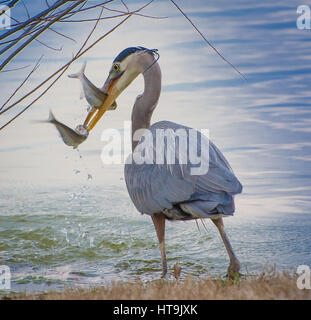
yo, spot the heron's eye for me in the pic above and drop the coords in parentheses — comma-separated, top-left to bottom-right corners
(113, 64, 120, 72)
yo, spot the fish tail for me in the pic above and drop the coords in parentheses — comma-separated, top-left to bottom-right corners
(31, 109, 57, 124)
(68, 61, 87, 79)
(48, 109, 56, 122)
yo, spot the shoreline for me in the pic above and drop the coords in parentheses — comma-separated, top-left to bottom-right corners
(2, 271, 311, 300)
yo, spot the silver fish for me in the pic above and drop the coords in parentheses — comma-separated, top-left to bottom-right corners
(68, 62, 117, 111)
(45, 110, 88, 149)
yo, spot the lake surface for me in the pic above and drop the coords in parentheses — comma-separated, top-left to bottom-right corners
(0, 0, 311, 293)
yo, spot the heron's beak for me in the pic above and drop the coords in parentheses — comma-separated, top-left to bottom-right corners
(83, 76, 121, 131)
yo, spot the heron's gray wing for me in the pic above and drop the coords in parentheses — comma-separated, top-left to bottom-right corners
(124, 121, 242, 218)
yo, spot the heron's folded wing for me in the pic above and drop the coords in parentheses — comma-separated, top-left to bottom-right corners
(124, 121, 242, 215)
(194, 140, 242, 197)
(125, 160, 195, 214)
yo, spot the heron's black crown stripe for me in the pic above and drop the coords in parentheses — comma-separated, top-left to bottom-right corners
(113, 47, 145, 63)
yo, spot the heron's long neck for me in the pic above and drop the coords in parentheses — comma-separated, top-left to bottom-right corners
(131, 61, 161, 151)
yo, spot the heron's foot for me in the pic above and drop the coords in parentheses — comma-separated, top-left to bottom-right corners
(227, 259, 241, 280)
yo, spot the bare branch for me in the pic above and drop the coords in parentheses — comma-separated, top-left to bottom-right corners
(0, 13, 131, 120)
(0, 19, 41, 56)
(0, 1, 82, 71)
(169, 0, 246, 80)
(0, 5, 105, 130)
(48, 26, 77, 43)
(1, 14, 76, 45)
(0, 64, 30, 72)
(120, 0, 129, 13)
(7, 0, 21, 9)
(56, 11, 167, 23)
(0, 55, 42, 113)
(44, 0, 113, 20)
(0, 0, 20, 9)
(8, 15, 63, 51)
(0, 0, 70, 41)
(100, 4, 167, 21)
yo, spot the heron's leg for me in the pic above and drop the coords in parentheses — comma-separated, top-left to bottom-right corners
(152, 213, 167, 278)
(212, 217, 240, 278)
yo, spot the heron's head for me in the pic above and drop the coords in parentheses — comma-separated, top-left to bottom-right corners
(84, 46, 159, 131)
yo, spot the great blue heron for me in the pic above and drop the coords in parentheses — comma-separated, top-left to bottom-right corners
(83, 47, 243, 278)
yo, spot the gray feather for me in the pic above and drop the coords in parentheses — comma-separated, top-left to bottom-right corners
(124, 121, 242, 219)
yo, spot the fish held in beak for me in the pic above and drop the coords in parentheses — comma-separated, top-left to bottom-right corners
(44, 110, 88, 149)
(68, 62, 117, 111)
(83, 76, 121, 131)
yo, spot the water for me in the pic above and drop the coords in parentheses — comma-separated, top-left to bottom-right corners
(1, 0, 311, 293)
(1, 176, 310, 292)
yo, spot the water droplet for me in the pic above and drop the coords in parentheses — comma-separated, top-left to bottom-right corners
(73, 169, 81, 175)
(61, 228, 70, 243)
(87, 174, 92, 181)
(69, 193, 79, 201)
(89, 236, 94, 247)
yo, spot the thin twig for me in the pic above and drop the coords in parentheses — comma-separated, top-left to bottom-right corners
(0, 0, 82, 71)
(101, 3, 167, 20)
(49, 0, 87, 22)
(0, 55, 42, 113)
(120, 0, 129, 13)
(6, 0, 20, 9)
(170, 0, 246, 80)
(56, 12, 166, 23)
(0, 0, 20, 10)
(45, 0, 113, 20)
(0, 18, 75, 46)
(0, 22, 44, 45)
(21, 0, 29, 18)
(0, 18, 41, 56)
(0, 64, 30, 72)
(48, 26, 77, 43)
(0, 0, 70, 41)
(21, 0, 74, 44)
(0, 5, 104, 130)
(20, 0, 64, 49)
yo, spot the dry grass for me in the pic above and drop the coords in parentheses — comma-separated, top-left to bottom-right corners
(4, 270, 311, 300)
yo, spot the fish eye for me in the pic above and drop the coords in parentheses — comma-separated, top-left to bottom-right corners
(113, 64, 120, 72)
